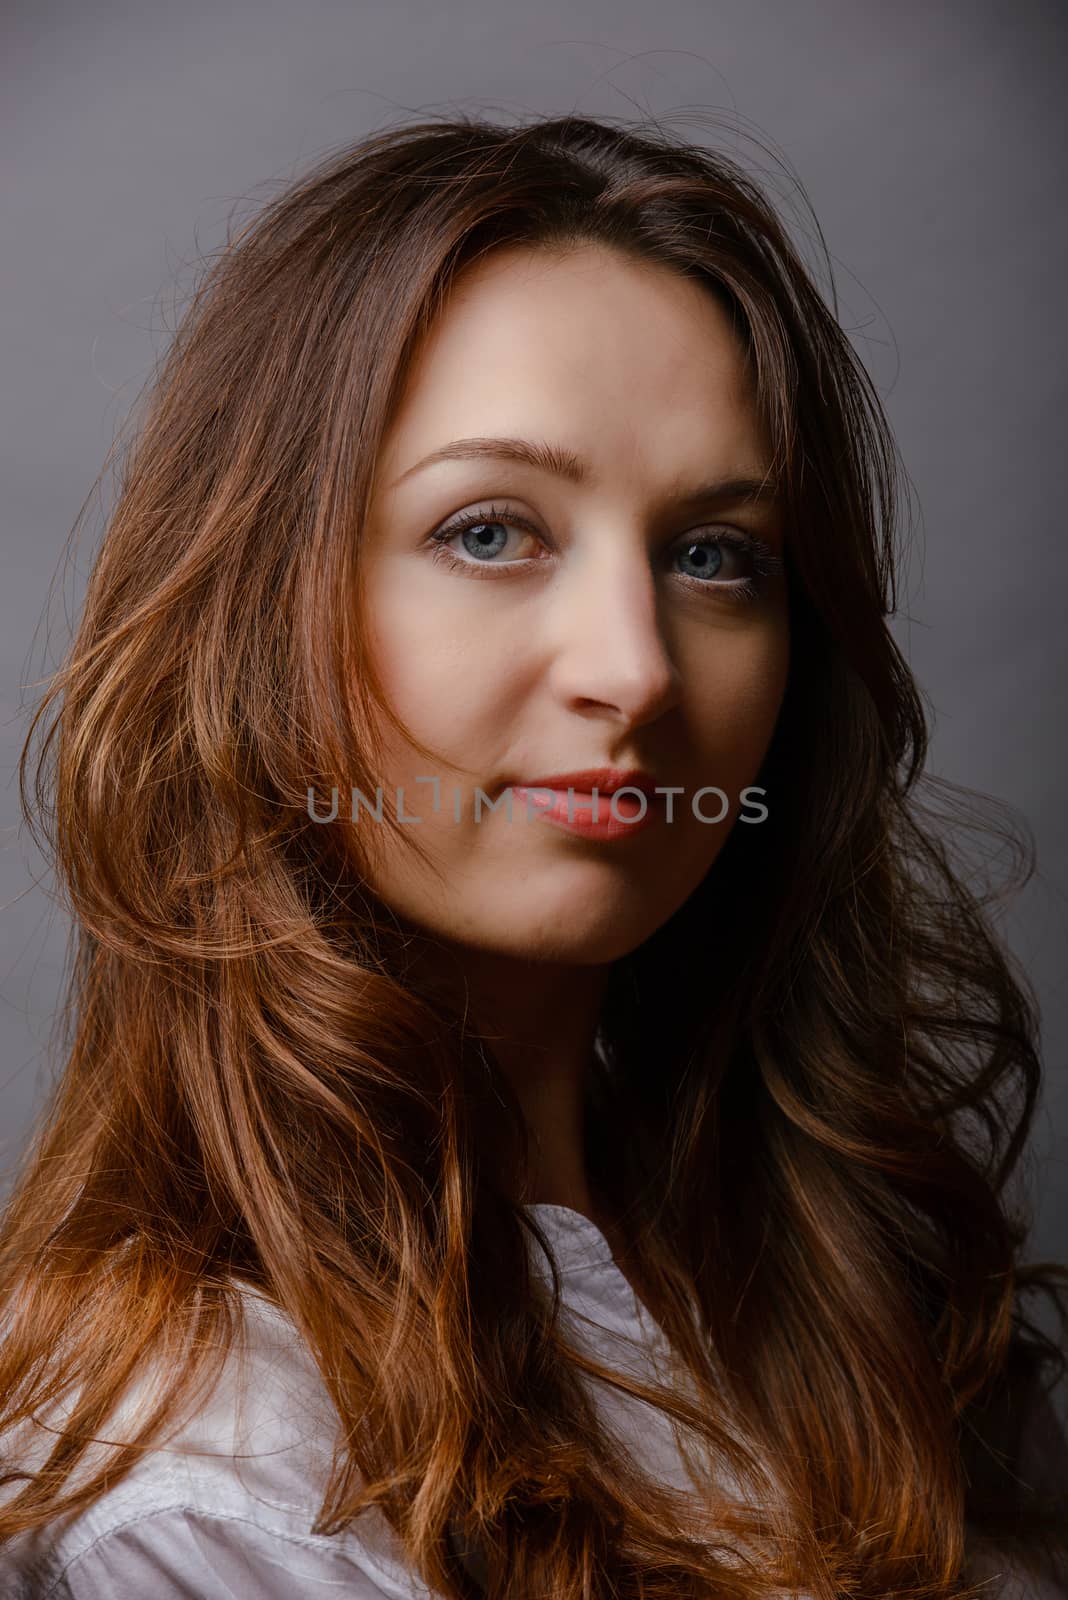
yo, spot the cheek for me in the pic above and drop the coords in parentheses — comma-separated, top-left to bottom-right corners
(687, 621, 790, 764)
(362, 569, 514, 772)
(672, 631, 788, 877)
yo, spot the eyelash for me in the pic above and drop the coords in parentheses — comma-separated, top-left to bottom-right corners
(426, 503, 785, 604)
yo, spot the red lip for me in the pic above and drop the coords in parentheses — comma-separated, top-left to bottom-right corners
(515, 767, 659, 797)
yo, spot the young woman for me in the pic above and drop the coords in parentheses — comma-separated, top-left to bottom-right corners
(1, 111, 1065, 1599)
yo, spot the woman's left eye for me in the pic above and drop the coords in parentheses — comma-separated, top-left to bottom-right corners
(426, 506, 784, 604)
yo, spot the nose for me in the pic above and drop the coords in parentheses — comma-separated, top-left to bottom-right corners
(545, 529, 682, 729)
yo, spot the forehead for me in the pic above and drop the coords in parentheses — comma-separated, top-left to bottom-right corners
(378, 243, 772, 489)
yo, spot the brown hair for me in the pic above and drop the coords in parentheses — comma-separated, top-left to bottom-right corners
(2, 110, 1066, 1597)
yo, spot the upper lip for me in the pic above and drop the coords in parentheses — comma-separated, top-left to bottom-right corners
(513, 767, 660, 797)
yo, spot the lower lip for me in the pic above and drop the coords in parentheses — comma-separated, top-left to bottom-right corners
(508, 786, 661, 840)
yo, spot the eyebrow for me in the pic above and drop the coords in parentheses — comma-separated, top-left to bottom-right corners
(386, 435, 783, 506)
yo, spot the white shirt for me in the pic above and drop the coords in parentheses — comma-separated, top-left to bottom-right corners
(0, 1205, 1058, 1598)
(1, 1205, 728, 1598)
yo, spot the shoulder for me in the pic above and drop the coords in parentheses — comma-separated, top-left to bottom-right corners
(0, 1287, 435, 1599)
(3, 1503, 408, 1599)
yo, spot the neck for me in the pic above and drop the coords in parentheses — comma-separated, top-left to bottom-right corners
(400, 933, 611, 1216)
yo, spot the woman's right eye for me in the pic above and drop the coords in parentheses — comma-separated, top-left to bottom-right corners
(427, 506, 547, 570)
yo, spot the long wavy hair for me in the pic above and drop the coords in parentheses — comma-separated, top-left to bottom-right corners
(2, 110, 1066, 1598)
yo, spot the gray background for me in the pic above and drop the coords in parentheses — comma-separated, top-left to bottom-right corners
(2, 3, 1065, 1273)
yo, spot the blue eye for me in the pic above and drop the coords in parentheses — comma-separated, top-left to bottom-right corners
(675, 541, 723, 580)
(426, 505, 545, 569)
(427, 504, 784, 605)
(456, 519, 512, 560)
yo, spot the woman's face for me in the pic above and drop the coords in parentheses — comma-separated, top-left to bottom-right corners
(357, 243, 790, 965)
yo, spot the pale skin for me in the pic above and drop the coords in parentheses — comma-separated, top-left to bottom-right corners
(358, 243, 790, 1264)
